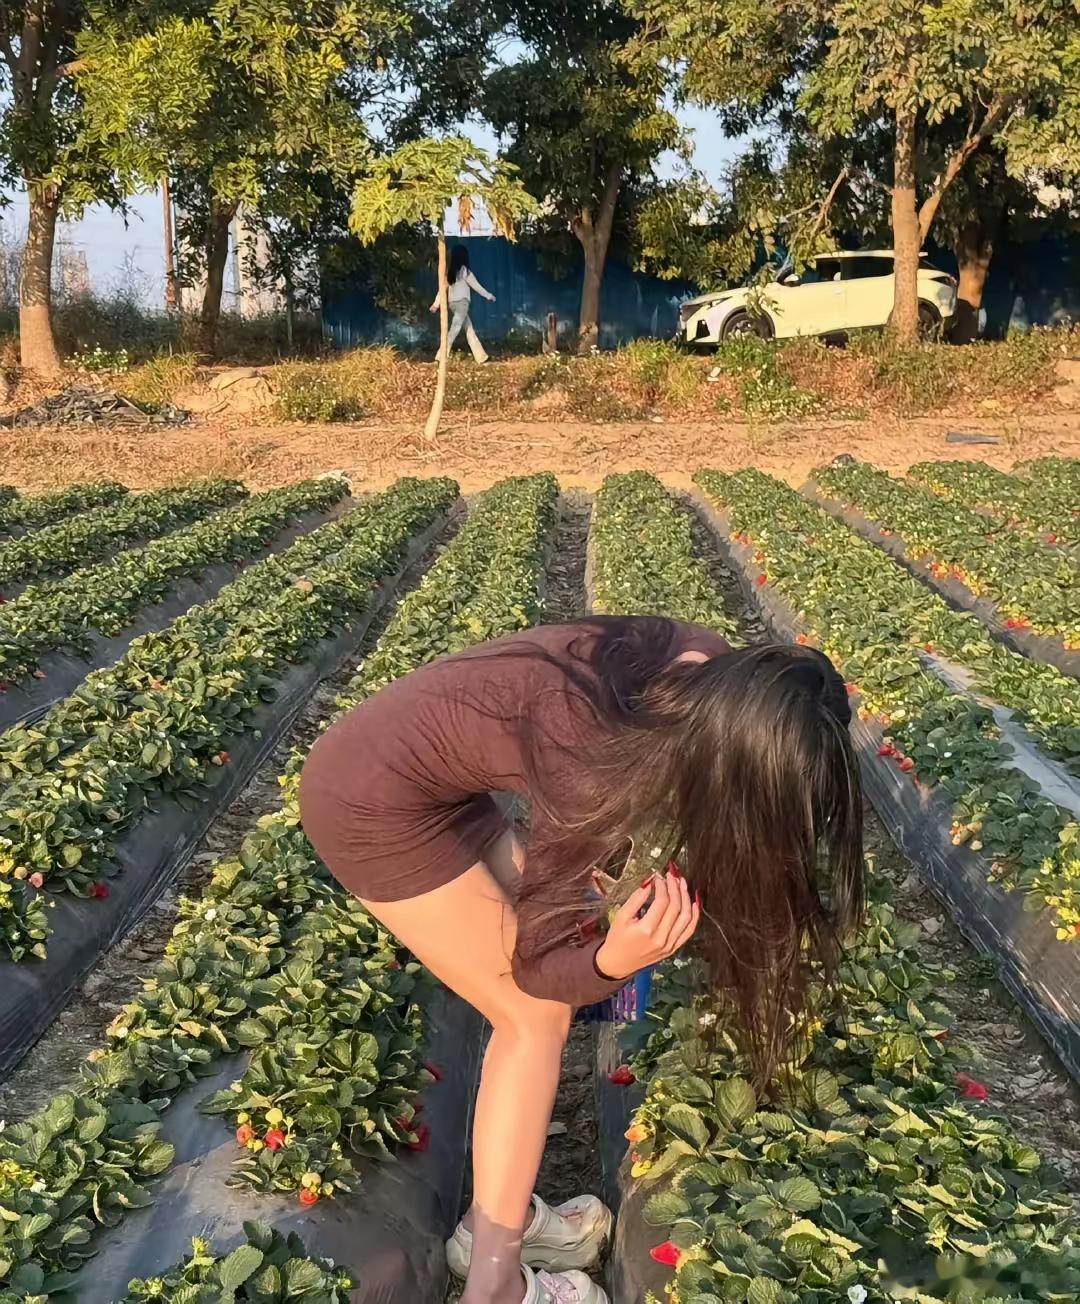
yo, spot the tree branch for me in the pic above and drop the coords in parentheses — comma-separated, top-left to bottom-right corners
(803, 165, 851, 248)
(918, 95, 1016, 239)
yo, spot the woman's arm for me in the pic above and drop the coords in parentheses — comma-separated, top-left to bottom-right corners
(511, 916, 626, 1007)
(466, 270, 496, 301)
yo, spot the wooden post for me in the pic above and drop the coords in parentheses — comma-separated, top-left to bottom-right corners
(162, 176, 179, 312)
(544, 311, 558, 354)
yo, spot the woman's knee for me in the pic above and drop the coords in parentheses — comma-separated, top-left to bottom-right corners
(490, 994, 571, 1047)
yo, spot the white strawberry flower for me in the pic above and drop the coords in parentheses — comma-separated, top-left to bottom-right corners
(847, 1287, 868, 1304)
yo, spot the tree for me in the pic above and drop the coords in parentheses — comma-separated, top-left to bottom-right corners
(0, 2, 119, 374)
(484, 0, 680, 352)
(77, 0, 402, 358)
(628, 0, 1080, 342)
(350, 136, 536, 436)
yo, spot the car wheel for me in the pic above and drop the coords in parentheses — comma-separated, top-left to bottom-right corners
(721, 310, 771, 341)
(918, 301, 942, 340)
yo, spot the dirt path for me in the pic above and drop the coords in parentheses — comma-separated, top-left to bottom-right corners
(2, 410, 1078, 494)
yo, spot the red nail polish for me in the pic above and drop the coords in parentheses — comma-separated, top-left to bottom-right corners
(642, 875, 654, 889)
(695, 889, 702, 907)
(667, 862, 682, 881)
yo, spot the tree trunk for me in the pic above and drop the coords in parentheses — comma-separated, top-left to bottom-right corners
(578, 238, 604, 354)
(573, 162, 622, 355)
(19, 186, 63, 376)
(195, 198, 237, 361)
(889, 112, 921, 345)
(951, 217, 996, 345)
(425, 230, 449, 441)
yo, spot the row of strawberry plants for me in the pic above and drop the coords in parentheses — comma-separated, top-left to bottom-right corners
(0, 476, 348, 686)
(907, 460, 1078, 549)
(712, 469, 1080, 774)
(0, 477, 457, 961)
(810, 460, 1080, 649)
(590, 471, 738, 639)
(1019, 456, 1080, 494)
(0, 474, 556, 1291)
(0, 480, 248, 592)
(0, 481, 128, 537)
(622, 900, 1079, 1302)
(695, 469, 1080, 942)
(584, 478, 1080, 1300)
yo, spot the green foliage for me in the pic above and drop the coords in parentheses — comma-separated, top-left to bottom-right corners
(0, 478, 348, 684)
(120, 1225, 356, 1302)
(591, 471, 737, 636)
(275, 365, 361, 423)
(713, 338, 821, 420)
(0, 474, 555, 1291)
(812, 460, 1080, 646)
(121, 352, 201, 411)
(0, 480, 247, 591)
(0, 478, 456, 960)
(622, 891, 1080, 1301)
(619, 340, 703, 406)
(908, 459, 1079, 548)
(0, 483, 128, 537)
(350, 136, 537, 243)
(695, 468, 1080, 939)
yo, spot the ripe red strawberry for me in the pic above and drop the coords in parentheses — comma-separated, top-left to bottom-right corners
(756, 573, 768, 587)
(899, 757, 915, 772)
(89, 882, 109, 899)
(609, 1065, 636, 1086)
(265, 1129, 286, 1151)
(236, 1124, 255, 1145)
(649, 1241, 681, 1267)
(299, 1187, 319, 1206)
(877, 744, 894, 758)
(423, 1061, 443, 1082)
(955, 1072, 988, 1102)
(29, 872, 44, 889)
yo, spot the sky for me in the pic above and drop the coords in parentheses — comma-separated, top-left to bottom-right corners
(0, 105, 741, 307)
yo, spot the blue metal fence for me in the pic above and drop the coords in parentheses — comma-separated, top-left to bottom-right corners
(321, 236, 697, 350)
(321, 232, 1078, 349)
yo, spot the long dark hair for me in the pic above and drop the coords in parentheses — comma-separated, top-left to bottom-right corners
(513, 617, 865, 1090)
(448, 244, 470, 281)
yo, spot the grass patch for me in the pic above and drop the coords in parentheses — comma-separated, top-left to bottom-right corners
(121, 351, 201, 410)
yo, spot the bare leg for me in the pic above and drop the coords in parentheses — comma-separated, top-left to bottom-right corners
(361, 834, 567, 1304)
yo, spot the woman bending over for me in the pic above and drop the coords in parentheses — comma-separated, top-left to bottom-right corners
(300, 616, 864, 1304)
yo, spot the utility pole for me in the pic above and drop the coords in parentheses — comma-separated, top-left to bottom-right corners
(162, 175, 179, 312)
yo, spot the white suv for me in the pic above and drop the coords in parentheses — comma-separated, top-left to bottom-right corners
(679, 250, 957, 346)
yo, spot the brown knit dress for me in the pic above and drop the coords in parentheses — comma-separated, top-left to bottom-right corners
(299, 616, 729, 1006)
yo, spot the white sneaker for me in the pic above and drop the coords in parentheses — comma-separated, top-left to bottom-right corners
(522, 1263, 609, 1304)
(446, 1194, 614, 1278)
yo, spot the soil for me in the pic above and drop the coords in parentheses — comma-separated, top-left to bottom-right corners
(0, 410, 1078, 497)
(0, 511, 464, 1121)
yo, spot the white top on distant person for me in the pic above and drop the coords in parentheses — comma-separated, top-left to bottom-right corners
(430, 244, 496, 364)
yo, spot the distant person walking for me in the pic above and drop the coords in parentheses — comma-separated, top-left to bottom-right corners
(432, 244, 495, 364)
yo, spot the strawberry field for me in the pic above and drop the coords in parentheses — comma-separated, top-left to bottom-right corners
(0, 461, 1077, 1303)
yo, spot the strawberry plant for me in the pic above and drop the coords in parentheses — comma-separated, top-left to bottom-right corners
(811, 460, 1080, 649)
(119, 1224, 356, 1302)
(591, 472, 737, 639)
(0, 474, 557, 1289)
(0, 481, 128, 537)
(0, 480, 248, 591)
(0, 477, 348, 685)
(908, 460, 1078, 550)
(624, 897, 1080, 1303)
(695, 469, 1080, 941)
(0, 477, 457, 960)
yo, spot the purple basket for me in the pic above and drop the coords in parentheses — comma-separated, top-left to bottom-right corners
(575, 966, 654, 1023)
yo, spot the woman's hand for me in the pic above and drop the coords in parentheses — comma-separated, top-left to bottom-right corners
(595, 870, 700, 981)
